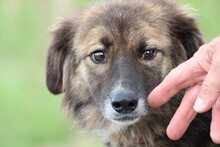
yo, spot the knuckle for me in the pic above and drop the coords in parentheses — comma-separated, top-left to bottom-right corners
(198, 44, 208, 51)
(188, 58, 203, 76)
(210, 37, 220, 53)
(211, 36, 220, 47)
(201, 81, 220, 98)
(197, 44, 211, 55)
(201, 83, 211, 95)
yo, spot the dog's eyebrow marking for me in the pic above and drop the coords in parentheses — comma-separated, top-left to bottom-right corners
(138, 38, 148, 53)
(100, 37, 111, 48)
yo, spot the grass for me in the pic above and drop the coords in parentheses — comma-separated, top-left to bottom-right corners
(0, 0, 219, 147)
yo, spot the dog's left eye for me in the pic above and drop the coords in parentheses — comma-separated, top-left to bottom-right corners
(141, 49, 157, 60)
(90, 50, 107, 64)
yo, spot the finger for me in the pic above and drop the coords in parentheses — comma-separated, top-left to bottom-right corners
(194, 48, 220, 113)
(210, 97, 220, 144)
(148, 59, 194, 108)
(166, 85, 200, 140)
(210, 36, 220, 48)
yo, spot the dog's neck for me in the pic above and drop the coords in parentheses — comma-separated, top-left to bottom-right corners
(99, 124, 146, 147)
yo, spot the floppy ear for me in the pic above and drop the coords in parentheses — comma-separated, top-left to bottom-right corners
(170, 11, 204, 59)
(46, 18, 75, 94)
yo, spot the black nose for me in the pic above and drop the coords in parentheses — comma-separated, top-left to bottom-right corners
(111, 92, 138, 114)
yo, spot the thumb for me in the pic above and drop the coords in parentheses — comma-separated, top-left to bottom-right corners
(194, 45, 220, 113)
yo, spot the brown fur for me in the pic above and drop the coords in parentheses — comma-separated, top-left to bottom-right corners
(46, 0, 217, 146)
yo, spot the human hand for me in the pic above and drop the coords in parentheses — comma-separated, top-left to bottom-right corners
(148, 37, 220, 144)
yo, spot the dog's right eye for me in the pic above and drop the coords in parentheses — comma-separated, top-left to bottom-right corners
(90, 50, 107, 64)
(141, 49, 157, 61)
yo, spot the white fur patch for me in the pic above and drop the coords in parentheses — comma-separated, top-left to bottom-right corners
(103, 79, 147, 127)
(95, 123, 127, 142)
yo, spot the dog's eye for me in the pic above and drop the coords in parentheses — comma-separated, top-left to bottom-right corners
(90, 50, 107, 64)
(141, 49, 157, 60)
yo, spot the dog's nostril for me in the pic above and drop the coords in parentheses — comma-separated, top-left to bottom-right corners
(128, 101, 137, 109)
(112, 102, 122, 109)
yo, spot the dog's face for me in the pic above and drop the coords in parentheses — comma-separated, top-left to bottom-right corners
(46, 0, 203, 128)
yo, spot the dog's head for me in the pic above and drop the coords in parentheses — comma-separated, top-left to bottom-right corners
(46, 0, 204, 127)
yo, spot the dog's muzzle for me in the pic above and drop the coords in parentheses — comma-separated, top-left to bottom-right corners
(103, 87, 146, 126)
(109, 91, 141, 125)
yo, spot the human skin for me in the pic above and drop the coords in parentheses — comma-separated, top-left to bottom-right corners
(148, 37, 220, 144)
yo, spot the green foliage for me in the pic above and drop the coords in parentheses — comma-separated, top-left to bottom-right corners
(0, 0, 219, 147)
(180, 0, 220, 41)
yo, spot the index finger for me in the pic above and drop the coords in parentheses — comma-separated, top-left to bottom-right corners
(148, 59, 194, 108)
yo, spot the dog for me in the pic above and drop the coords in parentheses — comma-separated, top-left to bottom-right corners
(46, 0, 218, 146)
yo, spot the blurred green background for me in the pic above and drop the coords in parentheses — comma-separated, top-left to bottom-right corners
(0, 0, 219, 147)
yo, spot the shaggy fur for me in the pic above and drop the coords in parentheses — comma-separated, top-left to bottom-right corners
(46, 0, 217, 146)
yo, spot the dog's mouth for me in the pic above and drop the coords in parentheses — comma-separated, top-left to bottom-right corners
(112, 115, 140, 126)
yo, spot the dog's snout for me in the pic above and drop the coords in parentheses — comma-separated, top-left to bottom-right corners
(111, 92, 138, 114)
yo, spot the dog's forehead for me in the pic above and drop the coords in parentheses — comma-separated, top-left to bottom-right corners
(74, 0, 171, 54)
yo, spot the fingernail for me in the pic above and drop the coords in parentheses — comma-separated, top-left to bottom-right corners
(193, 97, 205, 112)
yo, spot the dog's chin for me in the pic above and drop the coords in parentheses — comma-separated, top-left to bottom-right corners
(111, 115, 140, 126)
